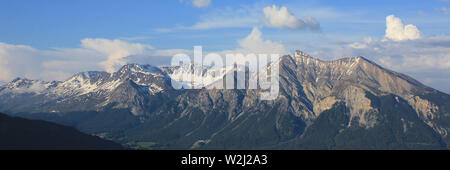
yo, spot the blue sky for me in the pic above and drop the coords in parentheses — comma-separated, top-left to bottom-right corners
(1, 0, 449, 49)
(0, 0, 450, 93)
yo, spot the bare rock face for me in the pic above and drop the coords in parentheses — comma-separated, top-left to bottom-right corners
(0, 50, 449, 149)
(312, 96, 338, 118)
(408, 96, 439, 120)
(271, 51, 443, 129)
(407, 95, 447, 137)
(342, 86, 378, 128)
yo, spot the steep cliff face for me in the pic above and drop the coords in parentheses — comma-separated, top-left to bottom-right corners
(0, 51, 448, 149)
(269, 51, 444, 131)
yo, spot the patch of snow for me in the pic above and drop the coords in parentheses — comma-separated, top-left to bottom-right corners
(2, 79, 56, 94)
(101, 79, 123, 91)
(149, 84, 163, 93)
(129, 64, 163, 77)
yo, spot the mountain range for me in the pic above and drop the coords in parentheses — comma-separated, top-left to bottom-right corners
(0, 50, 449, 149)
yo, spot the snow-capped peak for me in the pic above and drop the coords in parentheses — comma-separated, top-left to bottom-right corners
(2, 78, 58, 94)
(115, 64, 164, 77)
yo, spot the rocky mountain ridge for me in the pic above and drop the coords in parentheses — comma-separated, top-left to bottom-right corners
(1, 50, 448, 149)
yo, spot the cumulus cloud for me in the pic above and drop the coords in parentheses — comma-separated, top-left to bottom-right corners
(343, 15, 450, 73)
(0, 30, 286, 83)
(262, 5, 320, 31)
(342, 37, 450, 71)
(0, 39, 191, 82)
(221, 27, 286, 55)
(170, 4, 320, 31)
(332, 16, 450, 93)
(384, 15, 421, 41)
(305, 14, 450, 93)
(81, 38, 153, 73)
(238, 27, 286, 54)
(0, 43, 43, 81)
(337, 15, 439, 86)
(0, 41, 114, 82)
(341, 36, 450, 93)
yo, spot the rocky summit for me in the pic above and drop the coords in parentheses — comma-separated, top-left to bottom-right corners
(1, 50, 449, 150)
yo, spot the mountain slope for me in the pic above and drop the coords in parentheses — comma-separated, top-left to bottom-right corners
(0, 112, 123, 150)
(0, 50, 448, 149)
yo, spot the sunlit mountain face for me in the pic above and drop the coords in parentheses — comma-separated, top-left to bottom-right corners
(1, 51, 448, 149)
(0, 0, 449, 150)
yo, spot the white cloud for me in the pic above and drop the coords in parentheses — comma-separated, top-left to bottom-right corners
(179, 6, 260, 30)
(384, 15, 421, 41)
(0, 62, 12, 82)
(350, 15, 450, 73)
(0, 30, 286, 83)
(0, 43, 43, 81)
(238, 27, 286, 54)
(306, 14, 450, 93)
(335, 35, 450, 93)
(206, 27, 286, 71)
(81, 38, 154, 73)
(0, 42, 113, 82)
(192, 0, 211, 8)
(0, 43, 98, 81)
(342, 37, 450, 71)
(0, 39, 188, 82)
(169, 4, 321, 31)
(262, 5, 320, 31)
(220, 27, 286, 56)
